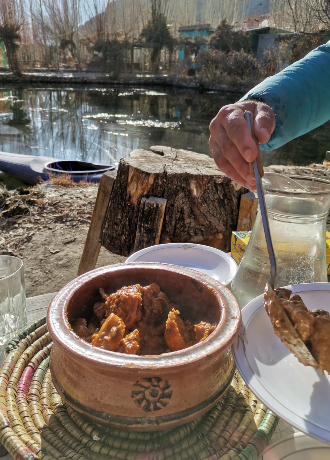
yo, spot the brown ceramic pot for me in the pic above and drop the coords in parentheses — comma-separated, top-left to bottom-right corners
(47, 263, 241, 431)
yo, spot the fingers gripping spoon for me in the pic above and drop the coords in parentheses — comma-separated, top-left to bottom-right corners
(244, 110, 277, 289)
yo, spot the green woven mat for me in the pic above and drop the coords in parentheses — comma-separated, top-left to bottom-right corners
(0, 318, 278, 460)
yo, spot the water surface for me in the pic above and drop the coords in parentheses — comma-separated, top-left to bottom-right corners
(0, 87, 329, 169)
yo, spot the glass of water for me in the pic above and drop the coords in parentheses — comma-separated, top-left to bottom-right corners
(0, 256, 27, 346)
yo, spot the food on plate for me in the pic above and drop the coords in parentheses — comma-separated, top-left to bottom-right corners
(71, 283, 217, 355)
(264, 283, 330, 373)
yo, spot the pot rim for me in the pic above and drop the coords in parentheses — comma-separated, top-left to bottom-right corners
(47, 262, 241, 370)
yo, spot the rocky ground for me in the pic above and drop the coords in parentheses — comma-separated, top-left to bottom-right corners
(0, 180, 126, 297)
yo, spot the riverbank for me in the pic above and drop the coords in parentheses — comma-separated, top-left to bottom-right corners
(1, 163, 330, 299)
(0, 70, 259, 95)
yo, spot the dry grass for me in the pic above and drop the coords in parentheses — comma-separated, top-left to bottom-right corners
(40, 172, 92, 187)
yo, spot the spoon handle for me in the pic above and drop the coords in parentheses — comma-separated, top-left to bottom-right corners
(245, 110, 277, 289)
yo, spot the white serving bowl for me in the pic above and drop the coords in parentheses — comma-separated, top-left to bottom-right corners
(126, 243, 238, 287)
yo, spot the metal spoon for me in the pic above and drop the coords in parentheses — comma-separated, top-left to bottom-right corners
(244, 110, 277, 288)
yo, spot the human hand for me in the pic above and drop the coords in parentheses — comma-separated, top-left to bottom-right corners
(209, 100, 275, 189)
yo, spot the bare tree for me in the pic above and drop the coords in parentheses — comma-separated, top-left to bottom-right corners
(30, 0, 83, 67)
(139, 0, 176, 72)
(271, 0, 318, 32)
(313, 0, 330, 28)
(81, 0, 109, 43)
(0, 0, 23, 75)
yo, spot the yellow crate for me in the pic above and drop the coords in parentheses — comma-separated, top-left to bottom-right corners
(326, 232, 330, 275)
(231, 231, 251, 265)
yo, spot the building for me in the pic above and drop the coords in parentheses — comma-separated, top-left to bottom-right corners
(178, 24, 214, 61)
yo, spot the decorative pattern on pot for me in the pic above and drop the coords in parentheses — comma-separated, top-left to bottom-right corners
(132, 377, 172, 412)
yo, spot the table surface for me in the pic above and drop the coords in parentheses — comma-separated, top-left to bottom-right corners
(0, 292, 298, 459)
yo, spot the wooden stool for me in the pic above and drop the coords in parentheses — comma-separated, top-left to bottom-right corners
(78, 171, 117, 275)
(79, 146, 244, 275)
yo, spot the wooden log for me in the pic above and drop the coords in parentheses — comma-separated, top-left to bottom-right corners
(133, 197, 167, 252)
(100, 146, 244, 256)
(236, 191, 258, 232)
(78, 171, 116, 275)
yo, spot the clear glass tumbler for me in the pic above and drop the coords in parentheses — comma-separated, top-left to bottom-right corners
(231, 174, 330, 309)
(0, 256, 27, 346)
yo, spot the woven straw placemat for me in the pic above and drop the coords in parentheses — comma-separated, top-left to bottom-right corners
(0, 319, 278, 460)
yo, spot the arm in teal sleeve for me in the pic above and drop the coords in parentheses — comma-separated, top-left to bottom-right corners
(240, 41, 330, 151)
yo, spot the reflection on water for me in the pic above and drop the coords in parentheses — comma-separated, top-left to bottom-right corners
(0, 86, 329, 167)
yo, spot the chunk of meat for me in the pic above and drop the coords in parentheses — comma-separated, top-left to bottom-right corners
(309, 315, 330, 373)
(264, 284, 319, 371)
(267, 288, 330, 374)
(276, 288, 292, 300)
(93, 301, 107, 322)
(266, 283, 330, 374)
(72, 318, 92, 340)
(145, 283, 161, 295)
(105, 285, 143, 328)
(157, 290, 170, 303)
(141, 284, 172, 332)
(136, 321, 167, 355)
(91, 313, 125, 351)
(282, 294, 315, 342)
(164, 309, 193, 352)
(194, 321, 216, 342)
(117, 330, 140, 355)
(184, 320, 196, 343)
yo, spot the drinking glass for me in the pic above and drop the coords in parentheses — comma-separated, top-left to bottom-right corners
(0, 256, 27, 346)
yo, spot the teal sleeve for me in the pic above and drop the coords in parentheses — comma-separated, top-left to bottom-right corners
(240, 41, 330, 151)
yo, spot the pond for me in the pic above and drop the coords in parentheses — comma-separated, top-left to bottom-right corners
(0, 86, 329, 174)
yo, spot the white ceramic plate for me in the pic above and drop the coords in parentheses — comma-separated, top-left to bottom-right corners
(233, 283, 330, 443)
(259, 433, 330, 459)
(125, 243, 238, 286)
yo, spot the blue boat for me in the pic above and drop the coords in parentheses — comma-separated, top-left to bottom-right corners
(0, 152, 116, 185)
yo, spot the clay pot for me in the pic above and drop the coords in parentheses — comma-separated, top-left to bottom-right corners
(47, 263, 241, 431)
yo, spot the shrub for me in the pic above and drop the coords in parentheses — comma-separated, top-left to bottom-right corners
(196, 49, 260, 81)
(170, 57, 193, 77)
(195, 49, 227, 79)
(93, 38, 129, 78)
(225, 51, 260, 80)
(209, 20, 250, 54)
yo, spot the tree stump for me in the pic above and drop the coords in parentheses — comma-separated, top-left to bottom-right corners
(134, 197, 167, 252)
(100, 146, 244, 256)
